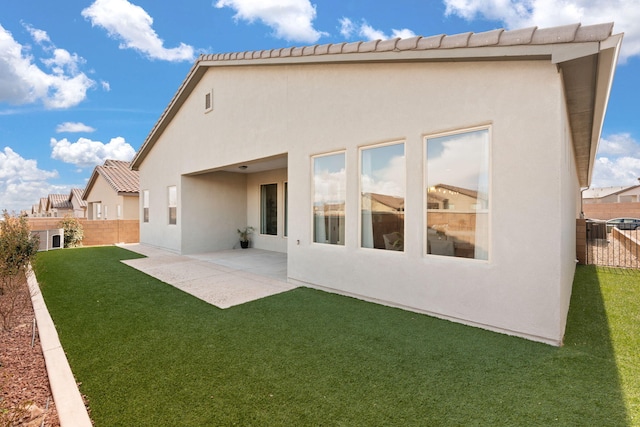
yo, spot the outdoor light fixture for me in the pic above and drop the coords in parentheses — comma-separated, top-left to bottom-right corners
(239, 165, 248, 170)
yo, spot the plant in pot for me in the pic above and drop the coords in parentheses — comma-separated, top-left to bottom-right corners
(237, 226, 255, 249)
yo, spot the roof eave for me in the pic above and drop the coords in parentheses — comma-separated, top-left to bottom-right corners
(82, 169, 100, 201)
(585, 33, 623, 187)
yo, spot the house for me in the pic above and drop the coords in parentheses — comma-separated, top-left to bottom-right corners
(38, 197, 48, 217)
(583, 184, 640, 204)
(131, 23, 621, 346)
(45, 194, 73, 217)
(83, 160, 139, 220)
(68, 188, 88, 218)
(582, 183, 640, 220)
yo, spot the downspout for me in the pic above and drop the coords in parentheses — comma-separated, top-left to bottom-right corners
(580, 186, 590, 219)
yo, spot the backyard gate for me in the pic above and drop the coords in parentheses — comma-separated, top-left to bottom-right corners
(586, 221, 640, 268)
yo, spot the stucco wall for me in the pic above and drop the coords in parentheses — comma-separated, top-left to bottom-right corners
(85, 175, 139, 220)
(138, 59, 577, 345)
(181, 172, 247, 254)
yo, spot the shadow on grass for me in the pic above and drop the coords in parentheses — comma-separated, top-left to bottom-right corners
(34, 249, 633, 426)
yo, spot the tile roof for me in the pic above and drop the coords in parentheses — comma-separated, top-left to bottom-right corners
(83, 160, 139, 199)
(70, 188, 88, 207)
(198, 23, 614, 63)
(131, 22, 622, 188)
(100, 160, 139, 194)
(48, 194, 73, 209)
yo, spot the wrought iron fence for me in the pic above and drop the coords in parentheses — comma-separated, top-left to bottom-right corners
(586, 221, 640, 268)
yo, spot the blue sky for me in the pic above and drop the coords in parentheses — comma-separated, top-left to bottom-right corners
(1, 0, 639, 212)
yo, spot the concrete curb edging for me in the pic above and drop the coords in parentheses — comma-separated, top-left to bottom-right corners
(27, 268, 92, 427)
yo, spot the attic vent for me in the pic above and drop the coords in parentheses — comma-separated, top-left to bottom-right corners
(205, 90, 213, 112)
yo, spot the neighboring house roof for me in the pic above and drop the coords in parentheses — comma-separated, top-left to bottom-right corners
(365, 193, 405, 211)
(431, 183, 481, 200)
(69, 188, 88, 207)
(39, 197, 48, 212)
(48, 193, 73, 210)
(131, 22, 622, 188)
(583, 185, 640, 199)
(83, 160, 139, 200)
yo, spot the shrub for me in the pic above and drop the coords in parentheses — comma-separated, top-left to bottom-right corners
(59, 215, 83, 248)
(0, 211, 39, 330)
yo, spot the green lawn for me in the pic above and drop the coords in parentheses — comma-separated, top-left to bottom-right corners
(34, 247, 639, 426)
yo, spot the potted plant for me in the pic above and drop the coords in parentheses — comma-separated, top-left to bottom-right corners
(237, 226, 255, 249)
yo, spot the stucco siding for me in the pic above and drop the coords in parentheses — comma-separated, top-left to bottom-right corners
(140, 59, 574, 344)
(181, 172, 248, 254)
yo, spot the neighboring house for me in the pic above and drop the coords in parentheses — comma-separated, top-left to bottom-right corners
(31, 204, 39, 217)
(583, 184, 640, 204)
(68, 188, 88, 218)
(83, 160, 139, 220)
(38, 197, 48, 217)
(46, 194, 74, 218)
(582, 183, 640, 220)
(131, 23, 621, 346)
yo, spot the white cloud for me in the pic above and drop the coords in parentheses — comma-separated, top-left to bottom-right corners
(339, 18, 416, 41)
(56, 122, 96, 133)
(0, 24, 95, 109)
(82, 0, 195, 62)
(359, 23, 387, 41)
(443, 0, 640, 62)
(101, 80, 111, 91)
(215, 0, 327, 43)
(591, 133, 640, 187)
(50, 136, 135, 169)
(362, 154, 406, 197)
(339, 17, 354, 38)
(0, 147, 66, 213)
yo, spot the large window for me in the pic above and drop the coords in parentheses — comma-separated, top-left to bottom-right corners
(260, 183, 278, 235)
(360, 142, 405, 251)
(142, 190, 149, 223)
(168, 186, 177, 225)
(426, 128, 489, 260)
(313, 152, 346, 245)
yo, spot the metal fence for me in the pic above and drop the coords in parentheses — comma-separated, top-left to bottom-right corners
(586, 222, 640, 268)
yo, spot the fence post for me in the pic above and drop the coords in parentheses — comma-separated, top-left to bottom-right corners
(576, 218, 587, 265)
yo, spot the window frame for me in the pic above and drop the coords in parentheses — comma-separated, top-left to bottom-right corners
(423, 125, 491, 262)
(358, 140, 406, 252)
(260, 183, 278, 236)
(142, 190, 149, 223)
(311, 150, 347, 246)
(168, 185, 177, 226)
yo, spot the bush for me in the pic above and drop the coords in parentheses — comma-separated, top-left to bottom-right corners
(0, 211, 39, 330)
(59, 215, 83, 248)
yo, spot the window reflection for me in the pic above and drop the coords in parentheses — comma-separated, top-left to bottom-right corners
(426, 128, 489, 260)
(313, 153, 346, 245)
(360, 143, 405, 251)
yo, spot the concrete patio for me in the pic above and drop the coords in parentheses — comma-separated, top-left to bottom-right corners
(119, 244, 295, 309)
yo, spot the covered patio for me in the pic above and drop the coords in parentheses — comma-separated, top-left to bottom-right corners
(119, 244, 293, 309)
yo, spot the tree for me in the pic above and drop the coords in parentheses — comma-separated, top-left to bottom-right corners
(59, 215, 84, 248)
(0, 211, 39, 330)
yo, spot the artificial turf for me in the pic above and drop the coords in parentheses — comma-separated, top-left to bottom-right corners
(34, 247, 638, 426)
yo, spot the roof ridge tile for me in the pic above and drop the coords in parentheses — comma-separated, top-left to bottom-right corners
(416, 34, 445, 50)
(498, 26, 537, 45)
(396, 36, 422, 50)
(468, 28, 504, 47)
(531, 23, 580, 44)
(440, 32, 473, 49)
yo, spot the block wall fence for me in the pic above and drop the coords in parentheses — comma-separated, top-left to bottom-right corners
(583, 202, 640, 220)
(28, 218, 139, 247)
